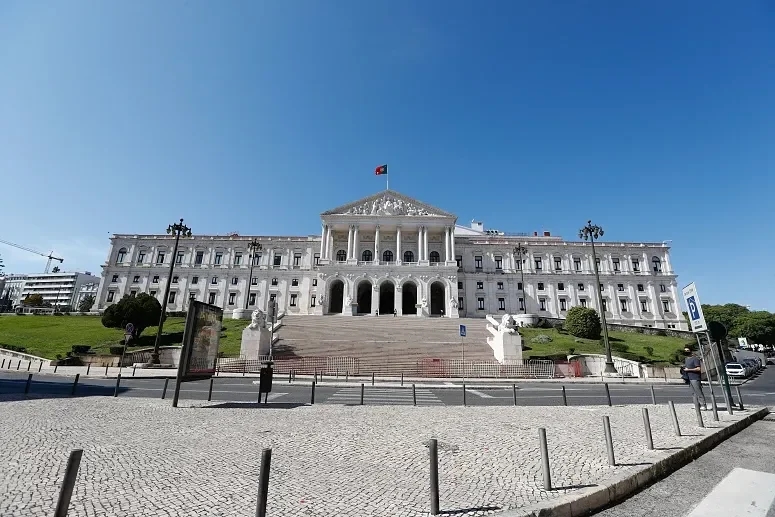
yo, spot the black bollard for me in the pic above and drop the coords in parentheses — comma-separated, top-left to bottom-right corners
(561, 385, 567, 406)
(71, 374, 80, 396)
(650, 385, 656, 405)
(310, 381, 315, 404)
(17, 360, 21, 370)
(413, 383, 417, 406)
(288, 371, 292, 384)
(668, 400, 681, 436)
(462, 383, 467, 407)
(539, 428, 552, 490)
(24, 373, 33, 395)
(1, 359, 4, 368)
(132, 365, 137, 377)
(372, 372, 375, 386)
(345, 371, 349, 382)
(642, 408, 654, 449)
(114, 374, 122, 397)
(736, 386, 745, 411)
(401, 372, 404, 386)
(513, 384, 517, 406)
(208, 378, 214, 402)
(105, 364, 109, 376)
(604, 383, 612, 406)
(54, 363, 58, 373)
(255, 448, 272, 517)
(603, 416, 616, 466)
(39, 361, 43, 373)
(429, 439, 440, 515)
(27, 361, 31, 372)
(161, 378, 169, 399)
(693, 395, 705, 428)
(360, 383, 365, 405)
(54, 450, 83, 517)
(86, 362, 91, 376)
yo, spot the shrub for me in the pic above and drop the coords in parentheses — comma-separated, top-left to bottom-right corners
(109, 345, 125, 355)
(568, 348, 575, 355)
(71, 345, 91, 355)
(2, 344, 28, 353)
(552, 321, 565, 333)
(565, 307, 602, 339)
(531, 334, 553, 344)
(644, 346, 654, 357)
(101, 293, 162, 337)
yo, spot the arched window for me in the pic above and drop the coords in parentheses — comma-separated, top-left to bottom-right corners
(383, 250, 394, 263)
(403, 251, 414, 263)
(429, 251, 440, 263)
(362, 250, 373, 262)
(336, 250, 347, 262)
(652, 257, 662, 272)
(116, 248, 127, 264)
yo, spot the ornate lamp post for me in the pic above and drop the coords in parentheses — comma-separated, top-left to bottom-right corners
(244, 239, 263, 310)
(579, 220, 616, 374)
(150, 218, 192, 365)
(513, 244, 528, 314)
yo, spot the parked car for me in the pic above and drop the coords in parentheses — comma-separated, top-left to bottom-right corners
(741, 359, 760, 375)
(725, 363, 748, 378)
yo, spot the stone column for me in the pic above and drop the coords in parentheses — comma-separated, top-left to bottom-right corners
(319, 224, 326, 259)
(347, 226, 353, 260)
(353, 226, 359, 260)
(450, 226, 456, 263)
(396, 226, 402, 264)
(327, 227, 333, 260)
(444, 227, 450, 262)
(374, 225, 380, 263)
(417, 226, 423, 262)
(423, 227, 429, 261)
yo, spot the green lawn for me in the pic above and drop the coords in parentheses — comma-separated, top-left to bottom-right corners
(0, 315, 688, 363)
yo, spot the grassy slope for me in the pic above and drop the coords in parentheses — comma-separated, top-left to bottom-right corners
(0, 316, 687, 362)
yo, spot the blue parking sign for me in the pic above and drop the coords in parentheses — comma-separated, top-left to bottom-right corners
(681, 282, 707, 332)
(459, 324, 466, 337)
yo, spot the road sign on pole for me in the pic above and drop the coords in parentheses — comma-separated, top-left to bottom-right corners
(682, 283, 707, 333)
(459, 325, 466, 337)
(125, 323, 135, 335)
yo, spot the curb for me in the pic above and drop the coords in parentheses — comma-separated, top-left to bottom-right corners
(499, 406, 770, 517)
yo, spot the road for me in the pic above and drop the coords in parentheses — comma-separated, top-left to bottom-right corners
(1, 366, 773, 407)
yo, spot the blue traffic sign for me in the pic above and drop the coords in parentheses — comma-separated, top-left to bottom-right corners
(459, 324, 466, 337)
(687, 296, 700, 321)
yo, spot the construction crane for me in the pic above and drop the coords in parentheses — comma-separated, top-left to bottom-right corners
(0, 238, 64, 273)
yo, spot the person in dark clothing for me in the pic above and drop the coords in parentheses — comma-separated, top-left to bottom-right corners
(684, 347, 707, 410)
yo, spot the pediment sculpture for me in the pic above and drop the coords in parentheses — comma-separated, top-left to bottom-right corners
(345, 195, 432, 216)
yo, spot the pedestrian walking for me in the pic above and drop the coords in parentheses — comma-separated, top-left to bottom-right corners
(683, 347, 707, 410)
(393, 309, 397, 317)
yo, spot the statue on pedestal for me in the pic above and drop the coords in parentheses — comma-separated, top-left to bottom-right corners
(247, 309, 265, 330)
(345, 295, 353, 306)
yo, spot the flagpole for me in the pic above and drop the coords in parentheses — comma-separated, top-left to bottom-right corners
(386, 171, 389, 191)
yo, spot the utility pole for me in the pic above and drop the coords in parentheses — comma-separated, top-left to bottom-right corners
(513, 244, 528, 313)
(244, 239, 262, 309)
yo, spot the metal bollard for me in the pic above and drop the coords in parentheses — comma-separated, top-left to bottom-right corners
(345, 371, 349, 382)
(604, 383, 612, 406)
(132, 365, 137, 377)
(39, 361, 43, 373)
(462, 383, 466, 407)
(513, 384, 517, 406)
(561, 385, 567, 406)
(288, 371, 292, 383)
(86, 362, 91, 376)
(401, 372, 404, 386)
(54, 449, 83, 517)
(413, 383, 417, 406)
(709, 384, 719, 421)
(360, 383, 365, 405)
(256, 448, 272, 517)
(372, 372, 375, 386)
(161, 378, 169, 399)
(208, 378, 214, 402)
(27, 361, 31, 372)
(17, 360, 21, 370)
(668, 400, 681, 436)
(0, 359, 4, 368)
(320, 371, 323, 382)
(650, 385, 656, 405)
(105, 364, 109, 376)
(310, 381, 315, 404)
(603, 416, 616, 466)
(314, 370, 317, 383)
(693, 395, 705, 428)
(54, 363, 58, 373)
(114, 374, 122, 397)
(736, 386, 744, 411)
(642, 408, 654, 449)
(429, 439, 440, 515)
(71, 374, 80, 396)
(24, 373, 33, 395)
(538, 428, 552, 491)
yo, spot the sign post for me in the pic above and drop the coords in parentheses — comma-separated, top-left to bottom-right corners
(459, 325, 466, 382)
(120, 323, 135, 370)
(172, 301, 224, 407)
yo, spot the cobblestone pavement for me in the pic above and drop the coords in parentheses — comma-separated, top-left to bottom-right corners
(0, 396, 757, 517)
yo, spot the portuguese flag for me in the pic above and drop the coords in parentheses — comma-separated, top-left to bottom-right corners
(374, 164, 388, 175)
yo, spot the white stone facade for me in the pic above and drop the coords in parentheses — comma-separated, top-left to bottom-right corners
(94, 190, 687, 330)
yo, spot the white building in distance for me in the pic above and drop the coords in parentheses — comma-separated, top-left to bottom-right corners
(1, 274, 28, 310)
(94, 190, 687, 330)
(20, 271, 100, 310)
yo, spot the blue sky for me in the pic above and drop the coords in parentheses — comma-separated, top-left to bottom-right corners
(0, 1, 773, 310)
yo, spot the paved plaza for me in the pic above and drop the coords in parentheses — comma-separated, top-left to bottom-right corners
(0, 396, 760, 517)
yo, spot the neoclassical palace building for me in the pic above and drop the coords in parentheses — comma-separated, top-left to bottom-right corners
(94, 190, 687, 329)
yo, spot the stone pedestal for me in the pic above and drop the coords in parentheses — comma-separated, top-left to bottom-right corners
(415, 303, 424, 317)
(486, 314, 525, 364)
(346, 303, 358, 316)
(232, 308, 251, 320)
(513, 314, 539, 327)
(240, 326, 271, 360)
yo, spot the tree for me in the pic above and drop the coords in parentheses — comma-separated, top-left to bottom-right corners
(702, 303, 750, 332)
(101, 293, 161, 337)
(78, 295, 95, 312)
(565, 306, 602, 340)
(23, 294, 44, 307)
(731, 312, 775, 345)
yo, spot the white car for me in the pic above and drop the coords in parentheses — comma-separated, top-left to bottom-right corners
(725, 363, 748, 378)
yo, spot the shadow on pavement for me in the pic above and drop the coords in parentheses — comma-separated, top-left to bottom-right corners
(439, 506, 501, 515)
(553, 483, 598, 491)
(203, 402, 308, 410)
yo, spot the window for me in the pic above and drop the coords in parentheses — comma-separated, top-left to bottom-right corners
(573, 258, 581, 271)
(554, 257, 562, 271)
(617, 284, 624, 292)
(538, 282, 544, 291)
(515, 257, 522, 270)
(111, 274, 119, 283)
(519, 298, 525, 311)
(539, 298, 546, 311)
(176, 252, 184, 264)
(293, 253, 302, 266)
(403, 251, 414, 263)
(495, 256, 503, 270)
(156, 252, 165, 264)
(632, 258, 640, 272)
(662, 300, 671, 312)
(620, 299, 628, 311)
(560, 299, 567, 311)
(558, 282, 565, 291)
(116, 248, 127, 263)
(477, 298, 485, 310)
(291, 278, 299, 287)
(214, 253, 223, 265)
(534, 257, 542, 270)
(497, 281, 504, 290)
(228, 293, 236, 305)
(234, 253, 242, 265)
(517, 282, 523, 290)
(211, 276, 218, 285)
(168, 291, 176, 303)
(311, 295, 316, 307)
(290, 294, 297, 307)
(251, 277, 258, 285)
(249, 293, 256, 306)
(231, 277, 238, 285)
(271, 278, 278, 286)
(172, 276, 179, 284)
(476, 281, 484, 290)
(362, 250, 373, 262)
(252, 253, 261, 266)
(429, 251, 440, 263)
(577, 283, 585, 291)
(107, 291, 115, 302)
(312, 279, 317, 286)
(269, 293, 276, 302)
(668, 324, 676, 329)
(602, 299, 607, 311)
(475, 256, 482, 269)
(137, 251, 146, 264)
(383, 250, 394, 262)
(208, 292, 216, 305)
(600, 283, 604, 291)
(152, 276, 159, 284)
(129, 290, 137, 297)
(456, 256, 462, 268)
(273, 254, 282, 266)
(314, 253, 320, 266)
(640, 300, 648, 312)
(580, 298, 587, 308)
(498, 298, 506, 311)
(660, 283, 666, 293)
(653, 257, 662, 272)
(458, 281, 463, 289)
(635, 284, 643, 292)
(336, 250, 347, 262)
(192, 276, 199, 285)
(189, 293, 196, 302)
(195, 251, 204, 265)
(150, 291, 157, 297)
(133, 276, 140, 283)
(458, 297, 464, 310)
(612, 258, 620, 271)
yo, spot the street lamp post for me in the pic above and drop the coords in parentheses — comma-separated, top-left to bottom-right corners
(150, 218, 192, 365)
(579, 220, 617, 375)
(244, 239, 263, 310)
(513, 244, 528, 314)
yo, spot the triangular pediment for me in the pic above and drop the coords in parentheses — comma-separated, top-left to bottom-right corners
(321, 190, 456, 218)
